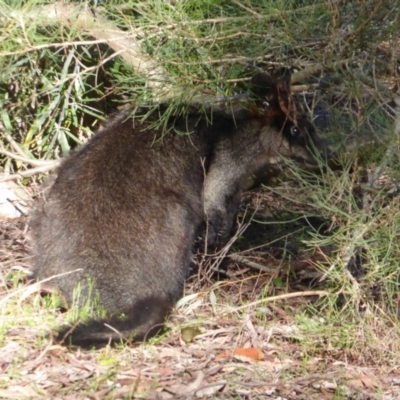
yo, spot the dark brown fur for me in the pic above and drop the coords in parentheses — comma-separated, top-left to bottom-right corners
(30, 72, 329, 347)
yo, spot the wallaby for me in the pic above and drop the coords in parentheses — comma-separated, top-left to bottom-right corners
(30, 70, 329, 347)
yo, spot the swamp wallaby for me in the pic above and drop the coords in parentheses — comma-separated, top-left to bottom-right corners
(30, 70, 330, 347)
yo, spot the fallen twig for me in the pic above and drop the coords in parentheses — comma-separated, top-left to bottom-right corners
(228, 254, 277, 274)
(0, 161, 60, 182)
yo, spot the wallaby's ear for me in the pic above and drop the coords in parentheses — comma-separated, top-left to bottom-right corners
(250, 73, 280, 118)
(250, 68, 291, 100)
(275, 71, 298, 125)
(250, 68, 299, 124)
(250, 72, 275, 95)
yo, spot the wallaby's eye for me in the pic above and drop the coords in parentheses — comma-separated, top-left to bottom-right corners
(290, 126, 300, 136)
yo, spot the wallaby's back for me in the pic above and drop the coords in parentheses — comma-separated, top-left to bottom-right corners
(31, 112, 211, 345)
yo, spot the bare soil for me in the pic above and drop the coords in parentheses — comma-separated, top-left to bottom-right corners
(1, 187, 399, 399)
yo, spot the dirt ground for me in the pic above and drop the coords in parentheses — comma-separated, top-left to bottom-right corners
(1, 188, 400, 400)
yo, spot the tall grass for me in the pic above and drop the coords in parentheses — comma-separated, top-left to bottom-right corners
(0, 0, 397, 165)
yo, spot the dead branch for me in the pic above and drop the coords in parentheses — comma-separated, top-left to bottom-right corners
(228, 254, 277, 275)
(13, 2, 171, 96)
(0, 161, 60, 182)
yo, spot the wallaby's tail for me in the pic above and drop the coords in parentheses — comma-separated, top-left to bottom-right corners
(57, 296, 172, 348)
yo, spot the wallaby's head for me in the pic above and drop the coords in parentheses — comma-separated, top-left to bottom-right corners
(250, 69, 336, 170)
